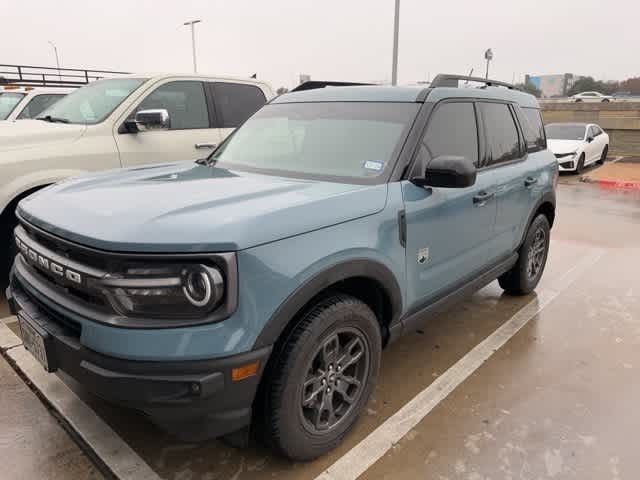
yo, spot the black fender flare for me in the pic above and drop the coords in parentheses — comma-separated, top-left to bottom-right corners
(519, 190, 556, 247)
(253, 259, 403, 349)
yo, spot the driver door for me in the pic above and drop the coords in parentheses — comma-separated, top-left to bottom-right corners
(114, 80, 221, 167)
(402, 101, 497, 312)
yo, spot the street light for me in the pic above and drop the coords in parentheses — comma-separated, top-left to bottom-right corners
(183, 19, 202, 73)
(391, 0, 400, 85)
(48, 41, 61, 80)
(484, 48, 493, 79)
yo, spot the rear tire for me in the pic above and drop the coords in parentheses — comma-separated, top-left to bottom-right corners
(597, 145, 608, 165)
(499, 214, 550, 296)
(264, 294, 381, 461)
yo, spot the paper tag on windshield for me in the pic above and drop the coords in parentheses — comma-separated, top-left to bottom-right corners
(364, 161, 384, 172)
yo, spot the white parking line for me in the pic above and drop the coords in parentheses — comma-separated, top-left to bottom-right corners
(0, 322, 161, 480)
(315, 248, 605, 480)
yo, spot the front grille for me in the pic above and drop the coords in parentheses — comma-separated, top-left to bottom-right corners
(16, 220, 113, 313)
(15, 277, 82, 338)
(21, 222, 110, 271)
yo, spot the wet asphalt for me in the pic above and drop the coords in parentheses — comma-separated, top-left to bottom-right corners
(1, 175, 640, 480)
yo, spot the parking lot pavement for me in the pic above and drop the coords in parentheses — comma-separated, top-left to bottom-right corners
(1, 181, 640, 480)
(0, 353, 102, 479)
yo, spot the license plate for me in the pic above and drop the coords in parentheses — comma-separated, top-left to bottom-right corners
(18, 313, 52, 372)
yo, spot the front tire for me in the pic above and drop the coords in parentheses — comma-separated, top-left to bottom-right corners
(499, 214, 550, 296)
(575, 153, 585, 174)
(264, 294, 381, 461)
(0, 212, 18, 288)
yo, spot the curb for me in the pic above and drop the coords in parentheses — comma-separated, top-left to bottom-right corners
(580, 176, 640, 190)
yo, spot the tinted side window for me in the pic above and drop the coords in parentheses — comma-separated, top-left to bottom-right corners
(520, 107, 546, 152)
(419, 102, 478, 169)
(593, 125, 603, 136)
(17, 94, 65, 119)
(137, 81, 209, 130)
(212, 83, 267, 128)
(478, 102, 521, 166)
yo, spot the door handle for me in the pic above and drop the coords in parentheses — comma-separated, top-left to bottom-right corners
(524, 177, 538, 187)
(195, 143, 217, 149)
(473, 191, 494, 206)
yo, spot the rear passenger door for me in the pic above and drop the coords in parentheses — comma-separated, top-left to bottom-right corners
(402, 101, 497, 312)
(115, 80, 221, 167)
(208, 82, 267, 142)
(478, 101, 534, 262)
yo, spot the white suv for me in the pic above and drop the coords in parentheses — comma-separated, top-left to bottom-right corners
(0, 86, 72, 121)
(0, 74, 274, 277)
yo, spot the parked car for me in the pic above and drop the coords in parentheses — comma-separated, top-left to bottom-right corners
(6, 75, 556, 461)
(0, 86, 71, 122)
(0, 74, 274, 278)
(570, 91, 613, 103)
(546, 122, 609, 173)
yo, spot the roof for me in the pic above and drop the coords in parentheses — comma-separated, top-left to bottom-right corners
(274, 86, 427, 103)
(272, 84, 539, 108)
(425, 86, 540, 108)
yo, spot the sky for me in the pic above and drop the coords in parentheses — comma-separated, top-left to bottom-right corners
(1, 0, 636, 89)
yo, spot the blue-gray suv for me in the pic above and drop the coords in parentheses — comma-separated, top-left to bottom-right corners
(6, 74, 557, 461)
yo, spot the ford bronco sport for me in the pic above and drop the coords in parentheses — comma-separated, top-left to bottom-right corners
(6, 74, 557, 461)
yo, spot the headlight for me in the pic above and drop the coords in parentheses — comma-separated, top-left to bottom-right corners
(554, 151, 577, 159)
(99, 263, 226, 319)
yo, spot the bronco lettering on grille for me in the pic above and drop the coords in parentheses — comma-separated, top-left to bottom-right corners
(15, 236, 82, 284)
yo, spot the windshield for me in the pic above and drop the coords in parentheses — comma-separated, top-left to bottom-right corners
(0, 92, 25, 120)
(210, 102, 419, 182)
(39, 78, 146, 124)
(545, 124, 586, 141)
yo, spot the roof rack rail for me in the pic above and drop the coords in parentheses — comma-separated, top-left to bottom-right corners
(291, 81, 374, 92)
(0, 64, 130, 88)
(430, 74, 517, 90)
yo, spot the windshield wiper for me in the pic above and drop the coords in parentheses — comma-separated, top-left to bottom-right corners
(37, 115, 70, 124)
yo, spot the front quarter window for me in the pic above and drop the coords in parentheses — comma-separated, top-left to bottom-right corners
(210, 102, 419, 182)
(39, 78, 146, 124)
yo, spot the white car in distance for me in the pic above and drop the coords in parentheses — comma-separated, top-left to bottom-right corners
(570, 91, 613, 103)
(0, 86, 72, 121)
(546, 123, 609, 173)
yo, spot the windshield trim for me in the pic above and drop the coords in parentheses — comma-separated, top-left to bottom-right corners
(0, 92, 26, 120)
(39, 77, 148, 126)
(210, 101, 421, 185)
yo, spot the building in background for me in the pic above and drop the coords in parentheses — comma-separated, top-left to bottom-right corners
(526, 73, 583, 98)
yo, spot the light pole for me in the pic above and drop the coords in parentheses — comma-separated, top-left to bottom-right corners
(391, 0, 400, 85)
(183, 19, 202, 73)
(48, 41, 61, 80)
(484, 48, 493, 79)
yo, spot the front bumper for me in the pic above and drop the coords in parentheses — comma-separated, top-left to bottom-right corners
(6, 275, 272, 441)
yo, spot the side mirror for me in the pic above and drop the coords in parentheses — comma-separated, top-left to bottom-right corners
(586, 136, 594, 143)
(126, 109, 171, 132)
(411, 155, 477, 188)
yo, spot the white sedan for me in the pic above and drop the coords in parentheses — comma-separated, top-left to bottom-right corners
(571, 91, 613, 103)
(546, 123, 609, 173)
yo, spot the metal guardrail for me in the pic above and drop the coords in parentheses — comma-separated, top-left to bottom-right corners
(0, 64, 130, 88)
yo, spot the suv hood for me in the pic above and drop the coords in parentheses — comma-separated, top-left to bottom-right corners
(547, 139, 583, 154)
(18, 162, 388, 252)
(0, 119, 86, 152)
